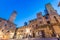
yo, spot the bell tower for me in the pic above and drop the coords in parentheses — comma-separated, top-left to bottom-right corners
(9, 11, 17, 22)
(45, 3, 57, 15)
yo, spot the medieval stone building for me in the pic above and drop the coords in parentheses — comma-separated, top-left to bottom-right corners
(16, 3, 60, 39)
(0, 3, 60, 39)
(0, 11, 17, 39)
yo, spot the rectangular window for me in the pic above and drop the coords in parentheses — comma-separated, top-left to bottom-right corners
(21, 30, 23, 32)
(54, 16, 59, 23)
(4, 24, 7, 26)
(38, 17, 42, 19)
(0, 20, 1, 22)
(40, 21, 42, 24)
(47, 21, 50, 24)
(45, 16, 48, 19)
(41, 30, 45, 37)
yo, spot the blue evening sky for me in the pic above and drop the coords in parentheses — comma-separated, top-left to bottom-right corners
(0, 0, 60, 27)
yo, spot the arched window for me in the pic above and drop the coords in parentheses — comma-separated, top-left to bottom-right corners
(39, 30, 45, 38)
(52, 31, 56, 37)
(41, 30, 45, 37)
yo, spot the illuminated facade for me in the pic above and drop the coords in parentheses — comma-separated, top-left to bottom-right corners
(16, 3, 60, 39)
(0, 11, 17, 39)
(0, 3, 60, 39)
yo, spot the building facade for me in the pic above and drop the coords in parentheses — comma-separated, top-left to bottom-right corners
(0, 11, 17, 39)
(16, 3, 60, 39)
(0, 3, 60, 39)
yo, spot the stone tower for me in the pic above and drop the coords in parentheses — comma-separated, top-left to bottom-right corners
(9, 11, 17, 22)
(46, 3, 60, 37)
(37, 12, 47, 25)
(46, 3, 60, 24)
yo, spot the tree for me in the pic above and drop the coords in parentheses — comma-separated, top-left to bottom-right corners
(24, 22, 27, 26)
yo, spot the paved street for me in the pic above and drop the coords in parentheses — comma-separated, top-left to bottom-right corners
(0, 38, 58, 40)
